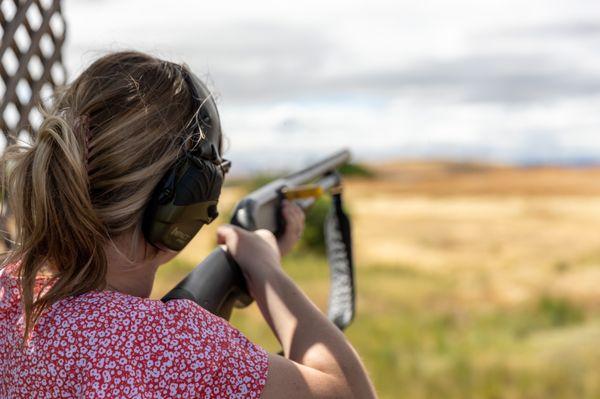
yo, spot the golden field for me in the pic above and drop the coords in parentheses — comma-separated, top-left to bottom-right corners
(152, 161, 600, 399)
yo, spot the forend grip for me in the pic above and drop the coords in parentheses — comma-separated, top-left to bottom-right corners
(161, 247, 252, 320)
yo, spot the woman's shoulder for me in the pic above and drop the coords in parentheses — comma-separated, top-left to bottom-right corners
(1, 275, 268, 397)
(51, 291, 268, 396)
(46, 290, 249, 354)
(0, 262, 227, 338)
(47, 289, 212, 333)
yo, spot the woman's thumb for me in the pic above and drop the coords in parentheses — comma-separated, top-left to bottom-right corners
(216, 224, 239, 248)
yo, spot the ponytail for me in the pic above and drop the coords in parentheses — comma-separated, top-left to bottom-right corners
(0, 51, 199, 344)
(2, 111, 108, 343)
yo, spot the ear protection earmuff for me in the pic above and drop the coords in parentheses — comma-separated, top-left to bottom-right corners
(142, 66, 230, 251)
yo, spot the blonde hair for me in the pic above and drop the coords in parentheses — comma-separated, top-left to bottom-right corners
(1, 51, 202, 342)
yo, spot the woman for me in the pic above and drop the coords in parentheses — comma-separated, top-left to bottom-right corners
(0, 51, 376, 398)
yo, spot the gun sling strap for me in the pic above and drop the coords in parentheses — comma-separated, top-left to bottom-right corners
(324, 188, 356, 330)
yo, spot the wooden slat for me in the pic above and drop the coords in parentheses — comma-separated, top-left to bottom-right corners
(0, 0, 67, 250)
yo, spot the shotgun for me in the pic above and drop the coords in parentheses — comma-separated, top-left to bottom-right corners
(162, 149, 356, 330)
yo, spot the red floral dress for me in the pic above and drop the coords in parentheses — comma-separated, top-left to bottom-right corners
(0, 265, 269, 398)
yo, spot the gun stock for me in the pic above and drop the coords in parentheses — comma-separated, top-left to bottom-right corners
(161, 247, 252, 319)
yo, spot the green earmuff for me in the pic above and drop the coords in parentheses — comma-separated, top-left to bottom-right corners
(142, 66, 230, 251)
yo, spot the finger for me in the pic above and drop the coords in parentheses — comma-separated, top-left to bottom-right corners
(282, 203, 292, 220)
(291, 206, 304, 227)
(281, 201, 292, 219)
(284, 200, 299, 212)
(283, 201, 302, 223)
(283, 213, 300, 236)
(283, 205, 300, 230)
(288, 202, 304, 220)
(297, 206, 306, 222)
(255, 229, 276, 242)
(289, 211, 301, 231)
(216, 224, 240, 247)
(293, 205, 305, 223)
(255, 229, 280, 253)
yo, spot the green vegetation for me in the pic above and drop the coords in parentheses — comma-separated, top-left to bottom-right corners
(338, 162, 376, 178)
(154, 163, 600, 398)
(157, 252, 600, 399)
(298, 197, 331, 253)
(223, 173, 278, 190)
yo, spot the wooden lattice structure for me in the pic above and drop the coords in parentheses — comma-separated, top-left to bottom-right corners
(0, 0, 67, 249)
(0, 0, 67, 143)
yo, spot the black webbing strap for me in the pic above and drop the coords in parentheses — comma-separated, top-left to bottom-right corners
(324, 189, 356, 330)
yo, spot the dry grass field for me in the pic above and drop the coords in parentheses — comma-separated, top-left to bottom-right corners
(152, 161, 600, 398)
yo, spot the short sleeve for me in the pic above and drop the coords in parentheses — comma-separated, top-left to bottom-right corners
(159, 299, 269, 399)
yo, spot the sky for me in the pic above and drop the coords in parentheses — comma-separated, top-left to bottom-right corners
(61, 0, 600, 171)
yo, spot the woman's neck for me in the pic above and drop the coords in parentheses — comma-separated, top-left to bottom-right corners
(104, 260, 159, 298)
(103, 232, 171, 298)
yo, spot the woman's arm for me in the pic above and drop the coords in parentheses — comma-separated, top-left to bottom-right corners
(256, 266, 377, 398)
(216, 225, 377, 399)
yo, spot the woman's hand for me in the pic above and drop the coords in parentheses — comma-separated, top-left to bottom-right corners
(216, 225, 283, 291)
(277, 200, 306, 257)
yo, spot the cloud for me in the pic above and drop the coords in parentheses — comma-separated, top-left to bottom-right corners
(504, 21, 600, 38)
(61, 0, 600, 167)
(64, 0, 600, 107)
(329, 54, 600, 104)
